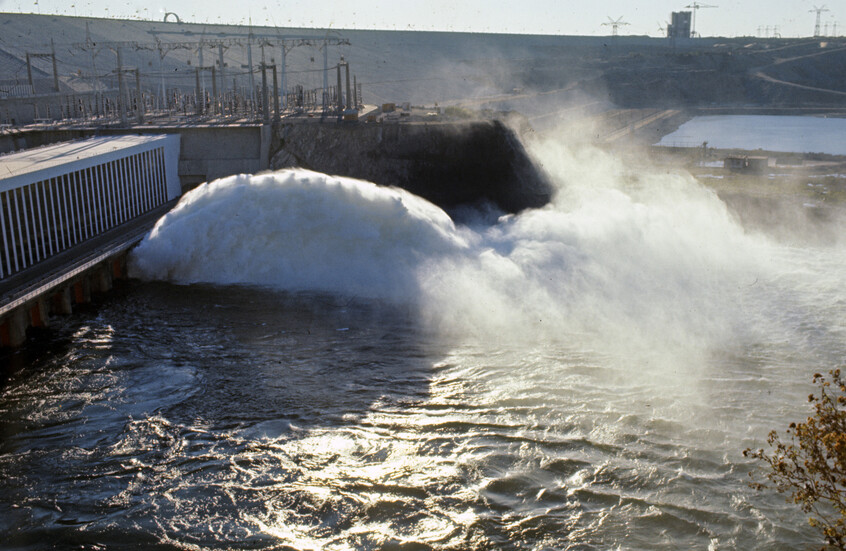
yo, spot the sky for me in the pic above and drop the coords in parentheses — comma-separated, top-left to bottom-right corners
(0, 0, 840, 38)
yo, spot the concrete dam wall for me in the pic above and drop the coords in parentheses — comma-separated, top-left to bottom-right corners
(2, 119, 552, 214)
(269, 120, 553, 214)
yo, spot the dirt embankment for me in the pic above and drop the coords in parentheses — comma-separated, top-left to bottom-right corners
(589, 41, 846, 109)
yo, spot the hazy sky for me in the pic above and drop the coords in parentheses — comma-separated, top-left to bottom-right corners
(0, 0, 839, 38)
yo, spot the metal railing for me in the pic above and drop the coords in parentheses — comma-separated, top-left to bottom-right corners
(0, 143, 172, 279)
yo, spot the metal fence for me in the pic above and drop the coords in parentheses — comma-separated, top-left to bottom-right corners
(0, 136, 178, 279)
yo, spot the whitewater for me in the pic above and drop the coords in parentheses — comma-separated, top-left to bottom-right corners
(1, 132, 844, 550)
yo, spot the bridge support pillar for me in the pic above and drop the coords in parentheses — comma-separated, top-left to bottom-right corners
(51, 287, 73, 315)
(0, 309, 29, 348)
(91, 265, 113, 294)
(29, 298, 49, 328)
(112, 255, 127, 280)
(73, 279, 91, 304)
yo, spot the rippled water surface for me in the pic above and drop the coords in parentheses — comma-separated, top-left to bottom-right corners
(0, 274, 838, 550)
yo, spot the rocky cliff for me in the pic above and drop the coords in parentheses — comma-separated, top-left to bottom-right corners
(269, 120, 553, 214)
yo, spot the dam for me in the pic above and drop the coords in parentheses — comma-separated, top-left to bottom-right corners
(1, 11, 846, 551)
(0, 117, 551, 347)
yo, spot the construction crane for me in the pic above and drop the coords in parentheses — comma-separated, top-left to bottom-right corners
(684, 2, 717, 38)
(810, 5, 829, 37)
(602, 16, 630, 37)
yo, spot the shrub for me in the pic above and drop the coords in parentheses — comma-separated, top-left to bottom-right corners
(744, 369, 846, 550)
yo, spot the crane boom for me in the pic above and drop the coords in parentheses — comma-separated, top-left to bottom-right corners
(684, 2, 718, 38)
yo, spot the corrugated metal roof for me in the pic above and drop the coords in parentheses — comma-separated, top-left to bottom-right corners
(0, 135, 173, 184)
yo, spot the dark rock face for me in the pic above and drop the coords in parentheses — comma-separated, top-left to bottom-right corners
(270, 120, 553, 214)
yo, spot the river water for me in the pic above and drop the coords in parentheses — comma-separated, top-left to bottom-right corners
(656, 114, 846, 155)
(1, 135, 844, 550)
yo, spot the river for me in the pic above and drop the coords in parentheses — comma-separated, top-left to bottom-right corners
(1, 134, 843, 550)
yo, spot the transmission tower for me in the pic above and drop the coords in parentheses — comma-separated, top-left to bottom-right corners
(684, 2, 717, 38)
(602, 16, 629, 37)
(810, 5, 829, 37)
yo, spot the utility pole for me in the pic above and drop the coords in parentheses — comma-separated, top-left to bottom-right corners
(85, 22, 101, 96)
(157, 44, 166, 110)
(247, 25, 256, 111)
(323, 42, 329, 114)
(272, 64, 279, 120)
(25, 53, 34, 94)
(195, 66, 202, 115)
(218, 44, 226, 114)
(336, 62, 343, 112)
(344, 62, 351, 112)
(116, 47, 128, 125)
(280, 42, 288, 111)
(134, 68, 143, 123)
(811, 5, 829, 37)
(25, 48, 60, 94)
(50, 39, 59, 92)
(260, 62, 269, 122)
(211, 66, 217, 115)
(198, 39, 205, 101)
(602, 16, 629, 37)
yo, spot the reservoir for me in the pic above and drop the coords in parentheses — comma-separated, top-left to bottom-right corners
(657, 114, 846, 155)
(1, 135, 842, 550)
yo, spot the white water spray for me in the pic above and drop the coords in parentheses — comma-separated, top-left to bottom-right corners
(130, 137, 844, 381)
(130, 170, 470, 301)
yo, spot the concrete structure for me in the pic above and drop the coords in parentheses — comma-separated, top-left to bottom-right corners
(0, 134, 180, 347)
(724, 155, 769, 172)
(668, 11, 692, 39)
(0, 135, 180, 279)
(1, 125, 268, 193)
(270, 119, 552, 213)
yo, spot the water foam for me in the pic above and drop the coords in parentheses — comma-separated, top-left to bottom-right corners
(130, 170, 470, 300)
(130, 140, 842, 376)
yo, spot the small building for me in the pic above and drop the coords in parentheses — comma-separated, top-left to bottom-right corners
(667, 11, 692, 39)
(724, 155, 769, 173)
(342, 109, 359, 122)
